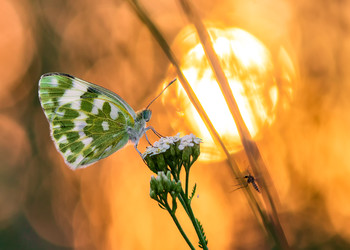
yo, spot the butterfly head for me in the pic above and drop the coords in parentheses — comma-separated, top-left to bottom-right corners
(137, 109, 152, 122)
(142, 109, 152, 122)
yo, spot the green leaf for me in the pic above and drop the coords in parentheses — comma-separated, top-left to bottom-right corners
(189, 183, 197, 203)
(196, 218, 208, 249)
(158, 203, 166, 210)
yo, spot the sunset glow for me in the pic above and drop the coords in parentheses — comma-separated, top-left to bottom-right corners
(166, 26, 294, 160)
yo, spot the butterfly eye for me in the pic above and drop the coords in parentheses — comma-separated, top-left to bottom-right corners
(143, 110, 152, 122)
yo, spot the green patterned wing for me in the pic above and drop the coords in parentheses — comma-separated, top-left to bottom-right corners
(38, 73, 136, 169)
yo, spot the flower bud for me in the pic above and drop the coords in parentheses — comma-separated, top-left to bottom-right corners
(155, 175, 164, 193)
(150, 175, 157, 189)
(175, 181, 182, 193)
(150, 190, 157, 200)
(143, 134, 202, 178)
(191, 143, 200, 163)
(155, 154, 167, 172)
(182, 146, 192, 164)
(145, 156, 157, 173)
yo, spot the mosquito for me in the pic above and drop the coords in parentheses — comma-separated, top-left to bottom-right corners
(232, 173, 260, 193)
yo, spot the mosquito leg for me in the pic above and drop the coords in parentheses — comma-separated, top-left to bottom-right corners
(231, 174, 261, 193)
(230, 184, 248, 193)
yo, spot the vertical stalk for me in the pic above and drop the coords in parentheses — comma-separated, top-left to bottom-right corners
(177, 0, 289, 249)
(125, 0, 263, 221)
(126, 0, 286, 248)
(179, 190, 209, 250)
(164, 201, 196, 250)
(185, 170, 189, 198)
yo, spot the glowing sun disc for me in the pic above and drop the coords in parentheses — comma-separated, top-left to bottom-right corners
(165, 26, 294, 161)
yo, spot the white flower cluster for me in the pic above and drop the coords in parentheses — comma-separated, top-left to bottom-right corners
(142, 133, 202, 158)
(178, 133, 202, 150)
(143, 133, 180, 158)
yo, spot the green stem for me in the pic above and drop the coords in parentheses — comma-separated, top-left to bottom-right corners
(185, 169, 190, 198)
(171, 169, 190, 216)
(164, 201, 195, 250)
(126, 1, 265, 249)
(179, 190, 208, 250)
(171, 172, 208, 249)
(177, 191, 190, 215)
(177, 0, 290, 249)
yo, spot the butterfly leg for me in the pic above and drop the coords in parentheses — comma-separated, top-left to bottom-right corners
(146, 126, 163, 138)
(134, 143, 143, 158)
(144, 131, 153, 146)
(133, 143, 148, 164)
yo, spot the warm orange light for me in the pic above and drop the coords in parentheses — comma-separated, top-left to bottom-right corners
(164, 26, 295, 161)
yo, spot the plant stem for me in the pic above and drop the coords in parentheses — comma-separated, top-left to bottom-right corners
(175, 169, 208, 249)
(164, 201, 196, 250)
(126, 0, 252, 248)
(127, 0, 287, 248)
(125, 0, 243, 180)
(177, 0, 289, 249)
(185, 170, 189, 198)
(179, 190, 208, 250)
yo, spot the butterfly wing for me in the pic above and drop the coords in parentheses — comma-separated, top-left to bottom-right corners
(38, 72, 136, 169)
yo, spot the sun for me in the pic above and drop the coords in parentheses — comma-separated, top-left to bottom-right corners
(164, 26, 295, 161)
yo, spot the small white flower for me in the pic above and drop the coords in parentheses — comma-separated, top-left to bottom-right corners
(178, 133, 202, 150)
(142, 146, 158, 158)
(142, 134, 180, 158)
(172, 133, 181, 142)
(192, 136, 202, 144)
(143, 133, 202, 158)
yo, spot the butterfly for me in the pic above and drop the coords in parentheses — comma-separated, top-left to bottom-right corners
(38, 72, 175, 170)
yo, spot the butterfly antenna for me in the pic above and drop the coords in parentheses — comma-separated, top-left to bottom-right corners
(146, 78, 177, 110)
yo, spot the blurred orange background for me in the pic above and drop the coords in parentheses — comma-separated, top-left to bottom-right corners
(1, 0, 350, 249)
